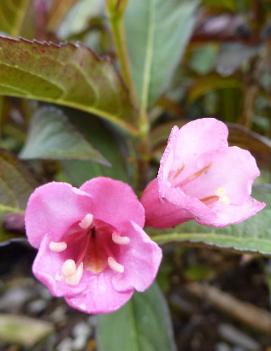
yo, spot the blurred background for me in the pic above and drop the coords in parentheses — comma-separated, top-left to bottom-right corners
(1, 0, 271, 350)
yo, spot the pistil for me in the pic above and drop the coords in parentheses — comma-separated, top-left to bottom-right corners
(55, 217, 127, 285)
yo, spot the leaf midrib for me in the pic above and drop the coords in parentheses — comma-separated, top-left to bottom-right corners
(0, 88, 138, 135)
(140, 0, 155, 114)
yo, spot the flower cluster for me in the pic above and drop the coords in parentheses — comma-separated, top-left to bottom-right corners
(25, 178, 162, 314)
(25, 118, 265, 314)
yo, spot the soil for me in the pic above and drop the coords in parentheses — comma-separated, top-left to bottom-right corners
(1, 242, 271, 351)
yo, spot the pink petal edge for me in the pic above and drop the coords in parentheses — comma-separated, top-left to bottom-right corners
(112, 220, 162, 292)
(80, 177, 145, 231)
(25, 182, 93, 248)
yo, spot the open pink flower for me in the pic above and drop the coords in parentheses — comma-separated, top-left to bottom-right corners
(141, 118, 265, 228)
(25, 177, 162, 314)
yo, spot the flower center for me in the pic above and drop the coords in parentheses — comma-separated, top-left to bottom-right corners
(169, 165, 231, 206)
(170, 164, 211, 187)
(49, 213, 130, 286)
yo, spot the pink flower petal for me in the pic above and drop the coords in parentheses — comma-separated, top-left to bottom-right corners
(161, 184, 216, 225)
(80, 177, 145, 231)
(204, 197, 265, 227)
(26, 177, 162, 314)
(32, 235, 87, 297)
(112, 221, 162, 292)
(25, 182, 93, 248)
(175, 118, 229, 159)
(141, 179, 192, 228)
(65, 271, 134, 314)
(159, 146, 265, 227)
(182, 147, 259, 203)
(158, 119, 228, 189)
(179, 146, 265, 226)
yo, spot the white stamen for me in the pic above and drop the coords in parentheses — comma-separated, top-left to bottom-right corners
(216, 187, 230, 205)
(79, 213, 94, 229)
(49, 241, 67, 252)
(108, 257, 124, 273)
(62, 259, 76, 277)
(112, 232, 130, 245)
(64, 263, 84, 286)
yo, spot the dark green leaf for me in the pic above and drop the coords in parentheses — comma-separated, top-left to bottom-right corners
(202, 0, 237, 11)
(125, 0, 198, 111)
(20, 106, 109, 164)
(0, 225, 24, 246)
(152, 185, 271, 255)
(58, 110, 129, 186)
(0, 150, 36, 245)
(0, 37, 138, 134)
(97, 283, 176, 351)
(0, 149, 36, 214)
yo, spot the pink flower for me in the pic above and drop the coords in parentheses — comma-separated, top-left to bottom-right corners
(141, 118, 265, 228)
(25, 177, 162, 314)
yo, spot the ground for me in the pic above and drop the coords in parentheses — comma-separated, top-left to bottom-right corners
(0, 242, 271, 351)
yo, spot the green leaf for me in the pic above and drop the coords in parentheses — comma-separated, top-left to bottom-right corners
(152, 185, 271, 255)
(0, 150, 35, 244)
(202, 0, 237, 11)
(0, 224, 24, 246)
(125, 0, 198, 111)
(0, 149, 36, 246)
(0, 36, 138, 134)
(189, 44, 219, 75)
(97, 283, 176, 351)
(20, 106, 109, 164)
(0, 150, 36, 214)
(0, 0, 30, 35)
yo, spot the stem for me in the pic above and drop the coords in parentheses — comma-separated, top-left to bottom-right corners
(239, 46, 266, 128)
(0, 205, 24, 214)
(106, 1, 151, 190)
(107, 9, 136, 104)
(239, 83, 258, 128)
(134, 133, 151, 191)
